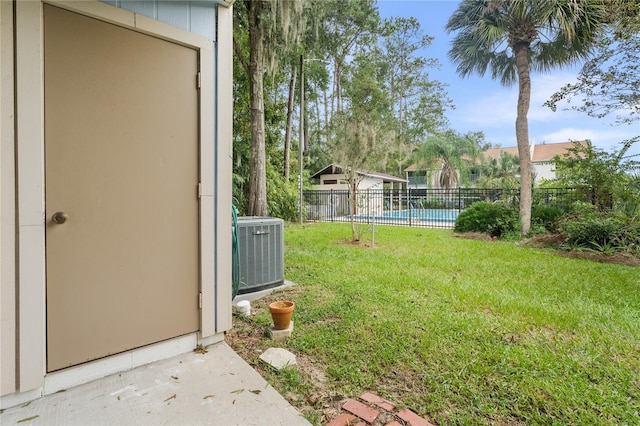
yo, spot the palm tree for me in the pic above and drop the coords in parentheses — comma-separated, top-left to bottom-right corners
(477, 151, 521, 189)
(415, 130, 481, 190)
(446, 0, 605, 236)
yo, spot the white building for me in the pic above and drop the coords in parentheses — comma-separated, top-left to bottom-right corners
(312, 164, 407, 191)
(308, 164, 407, 218)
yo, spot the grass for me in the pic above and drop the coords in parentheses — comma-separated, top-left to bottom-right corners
(229, 223, 639, 425)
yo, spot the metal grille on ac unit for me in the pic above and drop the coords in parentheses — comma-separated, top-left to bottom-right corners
(236, 217, 284, 294)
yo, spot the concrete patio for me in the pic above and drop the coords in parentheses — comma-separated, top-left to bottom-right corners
(0, 342, 310, 426)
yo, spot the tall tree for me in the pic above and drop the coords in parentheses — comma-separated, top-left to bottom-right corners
(381, 17, 444, 175)
(283, 63, 297, 180)
(447, 0, 606, 236)
(233, 0, 305, 216)
(320, 0, 381, 117)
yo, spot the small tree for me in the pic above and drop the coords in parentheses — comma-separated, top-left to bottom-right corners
(329, 45, 394, 242)
(551, 139, 640, 214)
(331, 115, 389, 242)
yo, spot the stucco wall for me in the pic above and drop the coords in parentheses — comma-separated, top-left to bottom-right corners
(533, 162, 556, 182)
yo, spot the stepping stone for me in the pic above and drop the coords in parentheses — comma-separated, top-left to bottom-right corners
(259, 347, 297, 370)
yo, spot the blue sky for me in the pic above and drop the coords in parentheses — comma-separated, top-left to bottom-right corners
(377, 0, 640, 158)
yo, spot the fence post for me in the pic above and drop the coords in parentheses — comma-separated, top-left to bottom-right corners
(458, 187, 462, 210)
(367, 188, 370, 224)
(408, 188, 412, 227)
(330, 189, 334, 223)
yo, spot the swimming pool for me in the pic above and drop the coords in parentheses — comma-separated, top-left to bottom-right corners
(353, 208, 460, 222)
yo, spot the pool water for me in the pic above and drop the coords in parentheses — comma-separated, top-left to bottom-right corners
(383, 208, 459, 221)
(354, 209, 460, 222)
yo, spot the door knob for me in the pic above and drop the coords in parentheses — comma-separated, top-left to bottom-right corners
(52, 211, 69, 224)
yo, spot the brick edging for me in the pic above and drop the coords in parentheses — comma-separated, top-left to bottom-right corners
(326, 392, 435, 426)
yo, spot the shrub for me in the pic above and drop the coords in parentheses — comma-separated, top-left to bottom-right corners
(559, 213, 639, 254)
(454, 201, 518, 237)
(567, 200, 596, 217)
(556, 200, 640, 254)
(613, 220, 640, 255)
(418, 199, 447, 209)
(560, 216, 622, 249)
(266, 167, 299, 221)
(531, 204, 565, 233)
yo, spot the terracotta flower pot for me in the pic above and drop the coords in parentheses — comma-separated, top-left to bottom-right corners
(269, 300, 294, 330)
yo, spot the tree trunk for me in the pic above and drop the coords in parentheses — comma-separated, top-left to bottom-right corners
(348, 171, 358, 242)
(304, 106, 309, 153)
(248, 0, 268, 216)
(324, 89, 331, 146)
(335, 63, 342, 113)
(314, 96, 321, 149)
(514, 43, 532, 236)
(284, 65, 297, 180)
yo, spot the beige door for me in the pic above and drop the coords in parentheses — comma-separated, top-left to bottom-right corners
(44, 5, 200, 372)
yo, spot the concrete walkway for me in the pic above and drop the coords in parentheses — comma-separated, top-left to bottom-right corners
(0, 342, 310, 426)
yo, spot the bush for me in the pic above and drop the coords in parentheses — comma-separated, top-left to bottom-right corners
(454, 201, 518, 238)
(559, 213, 640, 254)
(555, 201, 640, 254)
(567, 201, 596, 216)
(418, 199, 447, 209)
(266, 169, 299, 222)
(531, 205, 565, 233)
(614, 221, 640, 254)
(560, 216, 622, 249)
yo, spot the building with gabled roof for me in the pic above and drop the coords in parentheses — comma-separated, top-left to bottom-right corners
(483, 140, 589, 181)
(312, 164, 407, 190)
(308, 164, 407, 219)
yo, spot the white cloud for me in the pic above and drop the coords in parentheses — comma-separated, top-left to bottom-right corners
(456, 71, 581, 127)
(449, 70, 639, 157)
(537, 128, 598, 144)
(528, 72, 581, 121)
(537, 127, 638, 154)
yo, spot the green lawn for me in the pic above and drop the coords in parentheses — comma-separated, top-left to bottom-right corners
(236, 223, 639, 425)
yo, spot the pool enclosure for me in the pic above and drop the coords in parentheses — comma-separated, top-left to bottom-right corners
(303, 187, 584, 229)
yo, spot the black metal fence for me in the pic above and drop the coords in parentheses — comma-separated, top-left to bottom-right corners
(303, 187, 586, 229)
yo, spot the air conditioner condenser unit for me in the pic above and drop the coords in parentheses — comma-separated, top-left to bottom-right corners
(236, 216, 284, 294)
